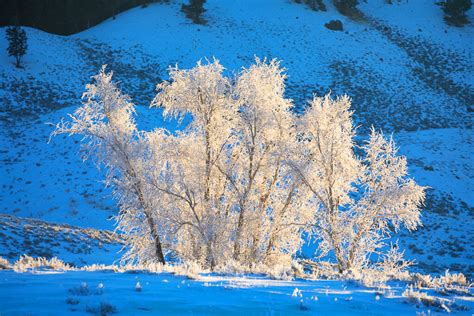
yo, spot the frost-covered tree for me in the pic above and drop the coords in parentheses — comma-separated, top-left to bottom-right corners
(54, 59, 424, 274)
(294, 95, 425, 273)
(52, 67, 166, 264)
(227, 59, 310, 266)
(148, 58, 310, 268)
(6, 26, 27, 68)
(149, 59, 236, 268)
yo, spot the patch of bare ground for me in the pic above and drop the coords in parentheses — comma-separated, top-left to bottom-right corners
(0, 213, 124, 266)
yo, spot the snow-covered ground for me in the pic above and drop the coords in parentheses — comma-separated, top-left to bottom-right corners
(0, 0, 473, 308)
(1, 270, 473, 315)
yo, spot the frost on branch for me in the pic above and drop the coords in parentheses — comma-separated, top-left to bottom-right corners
(52, 66, 167, 264)
(148, 58, 307, 268)
(54, 59, 425, 275)
(294, 94, 425, 274)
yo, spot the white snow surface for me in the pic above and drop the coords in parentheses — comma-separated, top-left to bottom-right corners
(1, 270, 473, 315)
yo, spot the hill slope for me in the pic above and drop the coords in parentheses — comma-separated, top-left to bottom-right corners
(0, 0, 473, 275)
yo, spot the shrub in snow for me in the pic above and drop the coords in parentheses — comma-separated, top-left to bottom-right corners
(85, 302, 117, 316)
(210, 259, 298, 280)
(65, 297, 80, 305)
(292, 287, 302, 297)
(291, 287, 309, 310)
(403, 286, 454, 313)
(171, 261, 206, 279)
(333, 0, 359, 16)
(293, 0, 327, 11)
(0, 256, 10, 270)
(413, 273, 434, 288)
(437, 0, 472, 26)
(135, 281, 142, 292)
(69, 282, 91, 296)
(97, 283, 104, 295)
(324, 20, 343, 31)
(79, 261, 202, 278)
(436, 270, 469, 288)
(300, 260, 341, 279)
(414, 270, 472, 295)
(13, 255, 72, 272)
(81, 264, 119, 273)
(54, 58, 424, 276)
(6, 25, 27, 68)
(375, 244, 413, 279)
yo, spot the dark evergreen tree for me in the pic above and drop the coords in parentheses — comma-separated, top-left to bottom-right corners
(333, 0, 359, 16)
(6, 25, 27, 68)
(294, 0, 327, 11)
(181, 0, 206, 24)
(437, 0, 472, 26)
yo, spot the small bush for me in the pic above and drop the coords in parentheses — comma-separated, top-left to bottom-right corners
(0, 256, 11, 270)
(402, 286, 467, 313)
(437, 0, 472, 26)
(413, 270, 471, 295)
(437, 270, 468, 287)
(413, 273, 434, 288)
(403, 286, 454, 312)
(333, 0, 359, 16)
(404, 287, 438, 305)
(81, 264, 119, 272)
(86, 302, 117, 316)
(13, 255, 71, 272)
(435, 271, 471, 295)
(69, 282, 91, 296)
(66, 297, 80, 305)
(293, 0, 327, 11)
(325, 20, 343, 31)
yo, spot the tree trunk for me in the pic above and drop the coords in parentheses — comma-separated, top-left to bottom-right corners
(135, 180, 166, 265)
(233, 209, 245, 260)
(264, 235, 275, 260)
(144, 210, 166, 264)
(206, 241, 215, 270)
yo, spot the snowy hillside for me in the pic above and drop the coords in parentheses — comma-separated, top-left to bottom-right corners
(0, 0, 473, 278)
(0, 214, 123, 267)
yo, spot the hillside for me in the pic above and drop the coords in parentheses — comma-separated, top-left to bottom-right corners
(0, 0, 473, 277)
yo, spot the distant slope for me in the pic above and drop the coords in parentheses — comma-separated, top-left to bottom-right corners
(0, 214, 123, 266)
(0, 0, 155, 35)
(0, 0, 472, 272)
